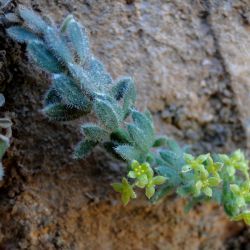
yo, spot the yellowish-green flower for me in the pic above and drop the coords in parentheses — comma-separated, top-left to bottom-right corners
(128, 160, 153, 188)
(145, 176, 167, 199)
(233, 211, 250, 225)
(230, 181, 250, 208)
(194, 176, 221, 197)
(182, 153, 210, 173)
(206, 156, 223, 179)
(128, 160, 167, 199)
(112, 178, 136, 205)
(219, 150, 249, 179)
(182, 153, 221, 197)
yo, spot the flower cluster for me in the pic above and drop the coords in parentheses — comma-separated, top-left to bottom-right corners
(218, 150, 250, 222)
(181, 153, 222, 197)
(112, 160, 166, 205)
(219, 149, 249, 180)
(230, 182, 250, 210)
(180, 150, 250, 224)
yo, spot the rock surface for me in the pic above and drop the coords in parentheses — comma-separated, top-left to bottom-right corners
(0, 0, 250, 249)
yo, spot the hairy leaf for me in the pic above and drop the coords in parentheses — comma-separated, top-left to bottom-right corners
(43, 104, 85, 121)
(127, 124, 149, 152)
(166, 138, 182, 154)
(81, 123, 108, 142)
(153, 136, 168, 147)
(66, 18, 90, 63)
(96, 95, 124, 122)
(177, 185, 193, 197)
(94, 98, 120, 131)
(44, 27, 73, 63)
(155, 165, 180, 185)
(115, 145, 142, 162)
(60, 15, 73, 32)
(85, 57, 112, 88)
(131, 110, 154, 145)
(74, 140, 97, 159)
(111, 77, 130, 101)
(6, 13, 20, 23)
(44, 88, 62, 106)
(110, 128, 131, 144)
(18, 5, 48, 33)
(160, 150, 179, 167)
(146, 153, 155, 164)
(144, 109, 153, 122)
(122, 77, 136, 115)
(67, 63, 93, 95)
(6, 26, 39, 43)
(27, 41, 62, 73)
(52, 74, 91, 112)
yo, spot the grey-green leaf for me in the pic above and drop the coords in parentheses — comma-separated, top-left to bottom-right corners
(131, 110, 154, 144)
(43, 104, 85, 121)
(52, 74, 92, 112)
(122, 77, 136, 115)
(27, 41, 62, 73)
(160, 150, 179, 167)
(44, 27, 73, 63)
(66, 18, 90, 63)
(4, 13, 20, 24)
(115, 145, 142, 162)
(67, 63, 93, 96)
(96, 95, 124, 122)
(155, 165, 180, 185)
(60, 14, 74, 33)
(111, 77, 130, 101)
(74, 140, 97, 159)
(7, 26, 40, 43)
(166, 138, 182, 154)
(110, 128, 131, 144)
(84, 58, 113, 87)
(144, 109, 153, 122)
(81, 123, 108, 142)
(18, 5, 48, 33)
(153, 136, 168, 147)
(44, 87, 62, 106)
(177, 185, 193, 197)
(127, 124, 149, 152)
(94, 98, 120, 131)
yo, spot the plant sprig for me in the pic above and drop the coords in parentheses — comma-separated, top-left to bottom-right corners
(6, 5, 250, 225)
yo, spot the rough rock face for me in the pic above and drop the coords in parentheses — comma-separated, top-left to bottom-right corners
(0, 0, 250, 249)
